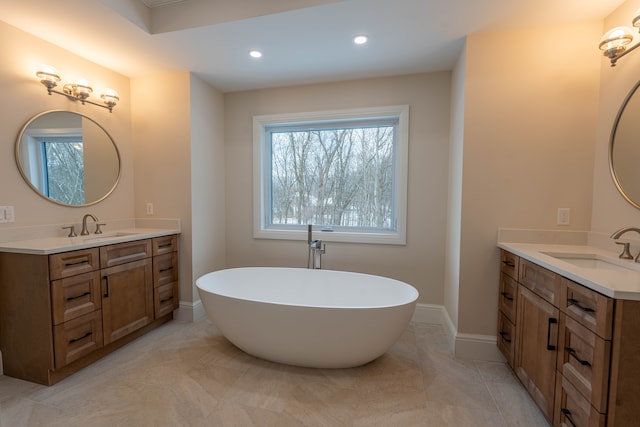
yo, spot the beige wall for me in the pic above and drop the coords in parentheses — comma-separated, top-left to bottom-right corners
(592, 0, 640, 233)
(189, 75, 227, 283)
(456, 22, 602, 336)
(224, 73, 451, 304)
(131, 71, 194, 303)
(0, 20, 134, 227)
(131, 71, 226, 311)
(444, 42, 467, 330)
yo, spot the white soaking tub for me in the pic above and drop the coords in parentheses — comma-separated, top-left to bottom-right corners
(196, 267, 418, 368)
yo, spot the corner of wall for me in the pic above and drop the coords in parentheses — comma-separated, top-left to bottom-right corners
(174, 299, 207, 322)
(413, 303, 503, 362)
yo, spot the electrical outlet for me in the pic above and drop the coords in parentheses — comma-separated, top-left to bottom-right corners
(146, 203, 154, 216)
(557, 208, 570, 226)
(0, 206, 15, 223)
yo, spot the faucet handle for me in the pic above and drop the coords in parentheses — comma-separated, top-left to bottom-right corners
(615, 241, 634, 260)
(95, 223, 106, 234)
(62, 225, 77, 238)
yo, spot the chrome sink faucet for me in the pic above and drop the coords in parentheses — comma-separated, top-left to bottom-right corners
(610, 227, 640, 262)
(81, 214, 101, 236)
(307, 224, 326, 269)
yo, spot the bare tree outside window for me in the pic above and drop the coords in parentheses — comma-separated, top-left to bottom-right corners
(43, 141, 85, 205)
(269, 124, 395, 231)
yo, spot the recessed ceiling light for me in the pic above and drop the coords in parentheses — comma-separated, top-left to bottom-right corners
(249, 50, 263, 58)
(353, 35, 368, 45)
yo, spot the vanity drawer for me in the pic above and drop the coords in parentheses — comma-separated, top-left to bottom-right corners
(154, 281, 179, 318)
(500, 250, 519, 280)
(497, 310, 516, 368)
(53, 310, 103, 369)
(499, 272, 518, 323)
(51, 271, 102, 325)
(557, 314, 611, 413)
(554, 373, 606, 427)
(560, 278, 613, 340)
(153, 252, 178, 287)
(153, 235, 177, 256)
(519, 259, 561, 307)
(100, 239, 152, 269)
(49, 248, 100, 280)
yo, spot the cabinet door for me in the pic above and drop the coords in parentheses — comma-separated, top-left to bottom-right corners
(515, 285, 559, 421)
(101, 258, 153, 345)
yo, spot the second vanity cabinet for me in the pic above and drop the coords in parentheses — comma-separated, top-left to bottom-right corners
(498, 249, 640, 427)
(0, 234, 179, 385)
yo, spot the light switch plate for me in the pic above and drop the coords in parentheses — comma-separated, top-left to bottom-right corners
(0, 206, 14, 223)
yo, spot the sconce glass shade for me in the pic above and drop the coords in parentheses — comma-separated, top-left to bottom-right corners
(74, 79, 93, 100)
(599, 26, 634, 58)
(101, 88, 119, 109)
(633, 9, 640, 29)
(36, 65, 61, 91)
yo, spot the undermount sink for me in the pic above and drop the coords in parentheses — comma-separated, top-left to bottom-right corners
(541, 252, 636, 272)
(82, 232, 139, 242)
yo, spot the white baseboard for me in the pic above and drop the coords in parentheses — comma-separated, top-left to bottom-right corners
(411, 303, 446, 324)
(413, 303, 503, 362)
(174, 299, 207, 322)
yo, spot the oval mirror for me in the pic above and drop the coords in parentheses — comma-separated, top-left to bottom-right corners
(15, 111, 121, 207)
(610, 81, 640, 209)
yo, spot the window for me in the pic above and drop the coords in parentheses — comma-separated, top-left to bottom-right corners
(253, 105, 409, 244)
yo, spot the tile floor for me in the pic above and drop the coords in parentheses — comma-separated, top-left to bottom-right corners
(0, 320, 550, 426)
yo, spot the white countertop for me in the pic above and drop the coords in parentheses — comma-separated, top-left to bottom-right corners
(0, 227, 180, 255)
(498, 242, 640, 301)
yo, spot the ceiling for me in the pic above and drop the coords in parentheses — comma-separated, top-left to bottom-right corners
(0, 0, 628, 92)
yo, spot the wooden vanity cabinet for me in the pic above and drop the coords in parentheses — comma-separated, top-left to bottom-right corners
(515, 284, 559, 420)
(0, 234, 178, 385)
(152, 235, 179, 318)
(499, 249, 640, 427)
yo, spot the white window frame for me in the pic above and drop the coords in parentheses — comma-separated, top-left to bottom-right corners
(253, 105, 409, 245)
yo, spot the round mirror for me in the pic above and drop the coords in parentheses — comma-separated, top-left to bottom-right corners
(610, 81, 640, 209)
(15, 110, 121, 207)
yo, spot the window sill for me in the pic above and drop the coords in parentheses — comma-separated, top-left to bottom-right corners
(253, 228, 406, 245)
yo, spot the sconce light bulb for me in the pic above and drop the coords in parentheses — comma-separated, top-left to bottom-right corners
(101, 88, 119, 109)
(599, 26, 634, 51)
(36, 65, 61, 91)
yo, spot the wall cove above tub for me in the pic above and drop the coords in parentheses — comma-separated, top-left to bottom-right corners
(196, 267, 419, 368)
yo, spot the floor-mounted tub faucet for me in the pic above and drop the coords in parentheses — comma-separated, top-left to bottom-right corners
(307, 224, 326, 269)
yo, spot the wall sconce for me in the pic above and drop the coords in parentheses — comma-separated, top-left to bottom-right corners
(35, 65, 119, 112)
(600, 11, 640, 67)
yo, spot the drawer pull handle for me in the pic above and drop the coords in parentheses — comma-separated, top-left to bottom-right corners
(546, 317, 557, 351)
(500, 292, 513, 301)
(69, 331, 92, 344)
(160, 296, 174, 304)
(502, 260, 515, 267)
(103, 276, 110, 298)
(565, 347, 591, 366)
(560, 408, 578, 427)
(159, 243, 172, 248)
(64, 260, 89, 267)
(567, 298, 595, 313)
(66, 291, 91, 301)
(498, 331, 512, 343)
(159, 267, 173, 273)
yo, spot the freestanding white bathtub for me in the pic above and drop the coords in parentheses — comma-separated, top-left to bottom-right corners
(195, 267, 419, 368)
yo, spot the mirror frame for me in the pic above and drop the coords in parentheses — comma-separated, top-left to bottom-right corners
(15, 110, 121, 207)
(609, 80, 640, 209)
